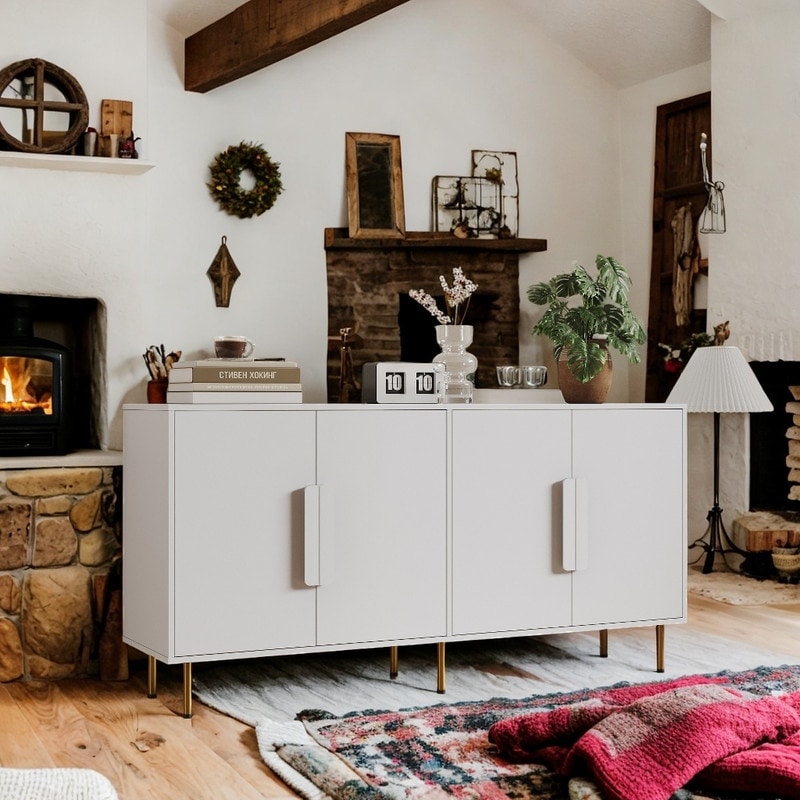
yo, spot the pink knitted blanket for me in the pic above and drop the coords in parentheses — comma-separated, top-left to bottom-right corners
(488, 679, 800, 800)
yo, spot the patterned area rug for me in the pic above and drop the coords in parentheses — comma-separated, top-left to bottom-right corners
(267, 664, 800, 800)
(687, 566, 800, 605)
(193, 627, 800, 799)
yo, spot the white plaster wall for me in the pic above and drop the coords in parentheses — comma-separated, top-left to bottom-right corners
(705, 6, 800, 534)
(2, 0, 624, 449)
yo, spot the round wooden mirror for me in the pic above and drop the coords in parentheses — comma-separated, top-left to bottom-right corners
(0, 58, 88, 154)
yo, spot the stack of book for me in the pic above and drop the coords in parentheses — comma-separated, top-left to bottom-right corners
(166, 359, 302, 404)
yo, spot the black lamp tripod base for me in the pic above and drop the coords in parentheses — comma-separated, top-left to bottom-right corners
(689, 503, 749, 573)
(688, 412, 749, 574)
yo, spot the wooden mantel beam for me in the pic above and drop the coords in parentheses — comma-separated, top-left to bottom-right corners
(185, 0, 412, 93)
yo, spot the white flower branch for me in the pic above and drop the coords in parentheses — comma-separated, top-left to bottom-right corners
(410, 267, 478, 326)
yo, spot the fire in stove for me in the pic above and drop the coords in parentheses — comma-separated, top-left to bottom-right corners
(0, 357, 53, 415)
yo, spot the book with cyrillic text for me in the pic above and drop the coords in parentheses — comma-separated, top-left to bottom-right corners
(169, 364, 300, 384)
(166, 390, 303, 404)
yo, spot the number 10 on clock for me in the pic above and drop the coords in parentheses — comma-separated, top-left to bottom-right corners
(385, 371, 436, 395)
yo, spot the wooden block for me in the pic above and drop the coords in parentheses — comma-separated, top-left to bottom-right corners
(732, 511, 800, 551)
(101, 99, 133, 137)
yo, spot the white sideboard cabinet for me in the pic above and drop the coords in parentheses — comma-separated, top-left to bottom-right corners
(122, 403, 686, 716)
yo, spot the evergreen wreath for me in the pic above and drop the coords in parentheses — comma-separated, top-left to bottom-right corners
(208, 141, 283, 219)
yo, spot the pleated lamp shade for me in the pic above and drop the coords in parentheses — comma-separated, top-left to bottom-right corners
(666, 345, 773, 413)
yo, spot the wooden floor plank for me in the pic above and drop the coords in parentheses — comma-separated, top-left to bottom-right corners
(0, 683, 56, 767)
(134, 671, 294, 798)
(4, 680, 171, 799)
(54, 675, 274, 800)
(684, 596, 800, 658)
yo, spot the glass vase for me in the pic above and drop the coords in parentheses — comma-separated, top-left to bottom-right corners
(433, 324, 478, 403)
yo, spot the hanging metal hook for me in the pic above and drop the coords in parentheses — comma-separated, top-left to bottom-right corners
(699, 132, 726, 234)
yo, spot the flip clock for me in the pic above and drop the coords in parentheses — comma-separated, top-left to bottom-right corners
(361, 362, 444, 404)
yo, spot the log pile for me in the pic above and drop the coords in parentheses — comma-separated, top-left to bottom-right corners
(787, 387, 800, 501)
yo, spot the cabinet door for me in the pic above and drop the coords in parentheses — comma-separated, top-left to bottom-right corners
(451, 408, 573, 635)
(173, 409, 317, 657)
(571, 408, 686, 626)
(315, 408, 447, 645)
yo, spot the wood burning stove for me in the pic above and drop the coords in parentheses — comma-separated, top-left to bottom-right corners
(0, 296, 72, 456)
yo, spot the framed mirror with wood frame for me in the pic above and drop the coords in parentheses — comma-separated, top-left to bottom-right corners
(345, 132, 405, 239)
(0, 58, 88, 154)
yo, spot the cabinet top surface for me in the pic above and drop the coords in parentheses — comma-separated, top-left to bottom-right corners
(123, 403, 685, 411)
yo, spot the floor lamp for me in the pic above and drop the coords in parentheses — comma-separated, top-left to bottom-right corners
(666, 344, 773, 573)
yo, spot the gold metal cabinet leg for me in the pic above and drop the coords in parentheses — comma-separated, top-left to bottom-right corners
(656, 625, 665, 673)
(147, 656, 157, 698)
(437, 642, 445, 694)
(389, 646, 398, 679)
(182, 663, 193, 719)
(599, 629, 609, 658)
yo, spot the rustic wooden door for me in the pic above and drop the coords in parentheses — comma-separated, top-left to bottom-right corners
(646, 92, 711, 402)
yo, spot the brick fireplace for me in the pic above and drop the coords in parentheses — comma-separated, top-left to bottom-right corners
(324, 228, 546, 401)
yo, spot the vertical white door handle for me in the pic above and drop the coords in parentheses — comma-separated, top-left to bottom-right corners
(304, 485, 335, 587)
(319, 484, 335, 585)
(562, 477, 589, 571)
(575, 477, 589, 571)
(304, 485, 320, 586)
(562, 478, 576, 571)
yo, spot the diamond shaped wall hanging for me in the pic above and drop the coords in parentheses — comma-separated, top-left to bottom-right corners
(206, 235, 241, 307)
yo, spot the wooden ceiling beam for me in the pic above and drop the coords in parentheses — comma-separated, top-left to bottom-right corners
(185, 0, 411, 93)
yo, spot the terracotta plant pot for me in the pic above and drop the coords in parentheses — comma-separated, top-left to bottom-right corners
(557, 346, 612, 403)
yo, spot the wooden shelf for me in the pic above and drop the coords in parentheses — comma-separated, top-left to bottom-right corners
(0, 151, 154, 174)
(324, 228, 547, 252)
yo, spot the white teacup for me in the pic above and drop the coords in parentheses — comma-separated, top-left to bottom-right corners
(214, 336, 254, 359)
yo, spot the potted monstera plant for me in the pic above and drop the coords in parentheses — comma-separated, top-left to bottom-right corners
(527, 254, 646, 403)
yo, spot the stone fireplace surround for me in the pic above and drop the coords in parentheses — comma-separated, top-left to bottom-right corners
(0, 459, 122, 682)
